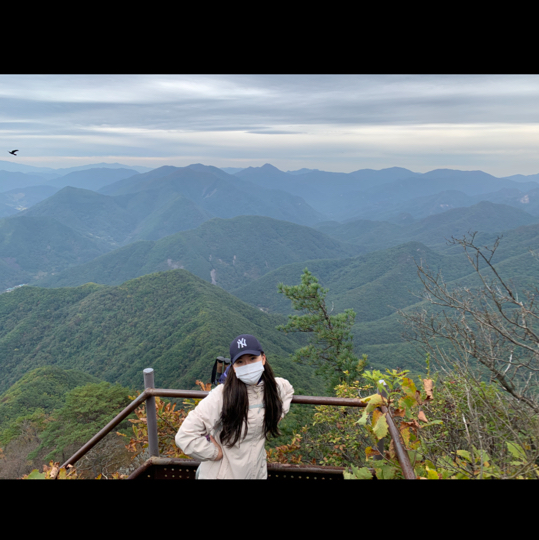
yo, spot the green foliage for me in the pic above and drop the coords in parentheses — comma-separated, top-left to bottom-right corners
(0, 366, 101, 444)
(338, 363, 539, 479)
(1, 408, 50, 445)
(341, 368, 432, 479)
(298, 377, 371, 467)
(268, 356, 539, 479)
(31, 381, 132, 463)
(277, 268, 365, 392)
(415, 368, 539, 479)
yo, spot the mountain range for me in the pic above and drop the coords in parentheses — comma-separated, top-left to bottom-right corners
(2, 159, 539, 437)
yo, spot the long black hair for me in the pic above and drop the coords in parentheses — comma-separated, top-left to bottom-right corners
(219, 357, 283, 448)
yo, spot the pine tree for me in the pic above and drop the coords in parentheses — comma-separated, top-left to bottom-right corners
(277, 268, 366, 393)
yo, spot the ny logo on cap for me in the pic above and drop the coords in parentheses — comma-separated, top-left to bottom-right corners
(237, 338, 247, 348)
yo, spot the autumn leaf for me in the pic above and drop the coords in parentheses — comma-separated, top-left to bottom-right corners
(423, 379, 434, 401)
(388, 439, 396, 459)
(363, 393, 387, 412)
(374, 463, 397, 479)
(373, 412, 389, 440)
(365, 446, 381, 458)
(356, 409, 369, 426)
(399, 395, 416, 411)
(418, 411, 428, 423)
(49, 464, 59, 479)
(399, 427, 410, 447)
(400, 419, 420, 434)
(507, 442, 527, 461)
(24, 469, 46, 479)
(345, 466, 373, 480)
(195, 380, 212, 392)
(401, 377, 417, 397)
(371, 408, 383, 428)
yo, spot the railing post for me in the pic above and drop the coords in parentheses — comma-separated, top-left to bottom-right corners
(144, 368, 159, 458)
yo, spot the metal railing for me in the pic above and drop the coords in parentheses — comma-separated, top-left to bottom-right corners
(59, 368, 416, 479)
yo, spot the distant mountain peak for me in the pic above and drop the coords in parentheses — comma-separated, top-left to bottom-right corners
(240, 163, 283, 172)
(187, 163, 224, 173)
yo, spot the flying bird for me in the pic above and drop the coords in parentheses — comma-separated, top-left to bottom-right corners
(8, 150, 18, 155)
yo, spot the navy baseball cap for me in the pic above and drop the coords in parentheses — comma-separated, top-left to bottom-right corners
(230, 334, 264, 364)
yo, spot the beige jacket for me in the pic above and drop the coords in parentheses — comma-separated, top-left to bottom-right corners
(175, 377, 294, 479)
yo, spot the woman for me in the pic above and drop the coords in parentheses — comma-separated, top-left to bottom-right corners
(175, 334, 294, 479)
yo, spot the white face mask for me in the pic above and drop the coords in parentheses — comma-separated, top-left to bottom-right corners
(234, 360, 265, 385)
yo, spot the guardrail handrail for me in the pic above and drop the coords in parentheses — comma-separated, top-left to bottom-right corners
(59, 368, 416, 479)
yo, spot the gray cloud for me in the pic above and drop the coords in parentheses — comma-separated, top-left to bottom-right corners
(1, 75, 539, 175)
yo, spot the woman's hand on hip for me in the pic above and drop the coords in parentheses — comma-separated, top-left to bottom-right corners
(210, 435, 223, 461)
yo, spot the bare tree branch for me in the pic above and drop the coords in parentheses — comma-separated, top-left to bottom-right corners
(400, 232, 539, 414)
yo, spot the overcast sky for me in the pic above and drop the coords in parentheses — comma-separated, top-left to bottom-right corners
(1, 74, 539, 177)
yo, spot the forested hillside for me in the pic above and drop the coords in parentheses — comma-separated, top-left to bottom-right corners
(34, 216, 363, 290)
(0, 269, 321, 396)
(317, 201, 538, 251)
(0, 366, 102, 439)
(0, 215, 109, 289)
